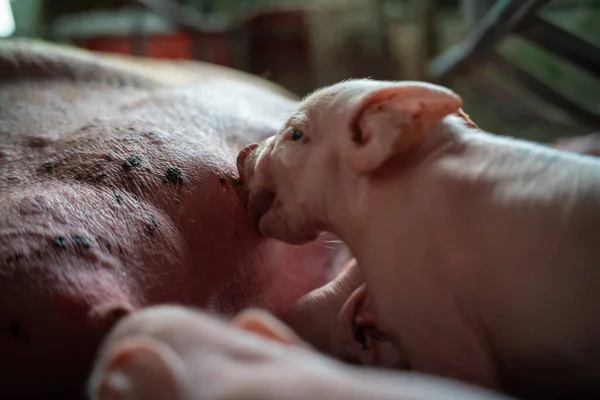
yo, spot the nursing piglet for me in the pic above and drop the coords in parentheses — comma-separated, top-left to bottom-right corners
(237, 79, 600, 399)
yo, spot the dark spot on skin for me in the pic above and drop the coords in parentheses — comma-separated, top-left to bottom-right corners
(146, 215, 159, 236)
(53, 236, 68, 249)
(113, 190, 123, 204)
(105, 154, 114, 161)
(95, 173, 107, 181)
(95, 236, 113, 251)
(164, 166, 183, 184)
(234, 178, 243, 186)
(81, 123, 97, 131)
(43, 161, 57, 173)
(73, 235, 91, 249)
(219, 176, 226, 184)
(122, 155, 142, 170)
(5, 253, 24, 265)
(9, 322, 21, 340)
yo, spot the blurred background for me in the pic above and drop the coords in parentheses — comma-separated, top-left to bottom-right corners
(1, 0, 599, 141)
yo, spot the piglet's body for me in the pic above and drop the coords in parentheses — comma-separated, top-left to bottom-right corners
(237, 79, 600, 399)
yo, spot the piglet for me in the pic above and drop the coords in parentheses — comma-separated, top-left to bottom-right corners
(237, 79, 600, 399)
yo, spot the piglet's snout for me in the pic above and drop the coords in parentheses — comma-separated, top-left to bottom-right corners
(248, 189, 276, 225)
(236, 143, 259, 182)
(236, 141, 276, 225)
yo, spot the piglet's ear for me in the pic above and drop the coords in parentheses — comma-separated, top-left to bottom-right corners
(345, 82, 462, 175)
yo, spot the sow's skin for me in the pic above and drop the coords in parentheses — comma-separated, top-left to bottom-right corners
(237, 79, 600, 399)
(0, 40, 348, 398)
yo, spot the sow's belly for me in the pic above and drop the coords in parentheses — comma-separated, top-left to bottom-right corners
(0, 78, 344, 398)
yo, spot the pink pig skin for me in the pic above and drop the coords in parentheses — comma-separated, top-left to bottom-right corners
(238, 79, 600, 399)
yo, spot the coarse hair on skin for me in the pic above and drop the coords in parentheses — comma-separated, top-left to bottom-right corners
(0, 38, 158, 88)
(300, 77, 375, 103)
(297, 78, 376, 120)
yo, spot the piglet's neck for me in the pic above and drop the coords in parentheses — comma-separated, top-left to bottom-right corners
(375, 114, 474, 177)
(323, 114, 474, 247)
(409, 114, 474, 162)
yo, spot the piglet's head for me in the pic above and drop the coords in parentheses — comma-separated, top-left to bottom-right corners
(237, 79, 462, 244)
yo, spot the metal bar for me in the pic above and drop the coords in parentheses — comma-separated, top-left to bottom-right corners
(416, 0, 438, 81)
(427, 0, 550, 81)
(467, 71, 557, 124)
(372, 0, 397, 80)
(460, 0, 496, 30)
(488, 52, 600, 128)
(516, 16, 600, 78)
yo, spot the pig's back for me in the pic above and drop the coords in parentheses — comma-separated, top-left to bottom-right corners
(436, 132, 600, 398)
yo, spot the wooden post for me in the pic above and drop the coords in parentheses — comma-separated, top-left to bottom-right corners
(416, 0, 438, 81)
(372, 0, 397, 80)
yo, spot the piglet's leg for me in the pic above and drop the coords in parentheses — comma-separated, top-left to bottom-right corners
(88, 306, 516, 400)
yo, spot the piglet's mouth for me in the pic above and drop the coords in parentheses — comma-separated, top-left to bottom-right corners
(248, 189, 276, 225)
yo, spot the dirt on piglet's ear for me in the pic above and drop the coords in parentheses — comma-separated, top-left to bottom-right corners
(454, 109, 479, 131)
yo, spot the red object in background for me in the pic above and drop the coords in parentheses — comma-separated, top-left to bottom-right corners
(245, 7, 312, 95)
(74, 7, 312, 87)
(193, 32, 234, 67)
(78, 32, 234, 67)
(79, 33, 194, 59)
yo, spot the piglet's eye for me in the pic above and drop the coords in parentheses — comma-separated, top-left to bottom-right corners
(290, 128, 304, 141)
